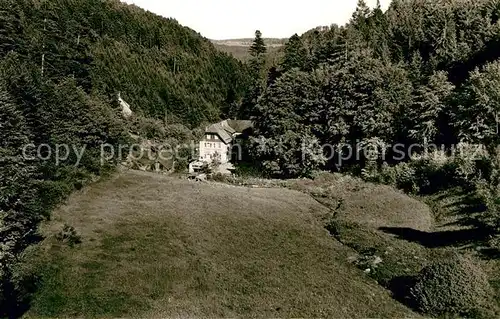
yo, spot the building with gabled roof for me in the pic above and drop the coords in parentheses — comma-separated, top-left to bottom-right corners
(198, 120, 253, 164)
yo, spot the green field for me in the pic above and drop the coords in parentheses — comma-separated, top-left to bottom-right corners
(25, 170, 421, 318)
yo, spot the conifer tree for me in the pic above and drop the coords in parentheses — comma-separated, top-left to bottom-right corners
(409, 71, 454, 143)
(248, 30, 268, 81)
(351, 0, 371, 34)
(241, 30, 269, 119)
(369, 0, 390, 60)
(0, 87, 29, 153)
(249, 30, 267, 58)
(456, 61, 500, 148)
(0, 1, 23, 56)
(282, 34, 308, 71)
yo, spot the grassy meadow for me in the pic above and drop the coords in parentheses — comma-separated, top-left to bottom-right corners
(24, 170, 418, 318)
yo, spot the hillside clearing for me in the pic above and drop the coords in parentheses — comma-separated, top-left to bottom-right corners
(25, 170, 418, 318)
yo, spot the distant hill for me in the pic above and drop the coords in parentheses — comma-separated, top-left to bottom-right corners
(212, 38, 287, 48)
(212, 38, 286, 62)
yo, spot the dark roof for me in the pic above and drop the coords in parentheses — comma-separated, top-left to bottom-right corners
(204, 120, 253, 144)
(205, 122, 233, 143)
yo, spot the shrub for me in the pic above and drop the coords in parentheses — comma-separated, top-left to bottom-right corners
(410, 154, 460, 194)
(410, 253, 495, 317)
(377, 161, 418, 193)
(174, 158, 189, 173)
(55, 225, 82, 248)
(458, 147, 500, 230)
(365, 151, 464, 194)
(209, 173, 233, 183)
(130, 116, 166, 139)
(0, 244, 47, 318)
(234, 163, 265, 178)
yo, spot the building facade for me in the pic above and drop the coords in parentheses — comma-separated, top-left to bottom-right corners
(198, 120, 253, 164)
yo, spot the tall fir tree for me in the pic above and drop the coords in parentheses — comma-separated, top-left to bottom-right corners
(282, 34, 308, 71)
(240, 30, 269, 119)
(249, 30, 267, 58)
(248, 30, 268, 81)
(351, 0, 371, 33)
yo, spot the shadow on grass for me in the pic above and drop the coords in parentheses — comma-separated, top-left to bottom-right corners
(478, 247, 500, 259)
(443, 192, 488, 226)
(379, 227, 493, 249)
(1, 275, 40, 319)
(0, 234, 45, 319)
(386, 275, 418, 312)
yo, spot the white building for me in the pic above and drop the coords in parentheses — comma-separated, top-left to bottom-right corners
(198, 120, 253, 164)
(118, 92, 133, 118)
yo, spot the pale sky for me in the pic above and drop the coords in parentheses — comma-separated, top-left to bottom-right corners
(121, 0, 391, 40)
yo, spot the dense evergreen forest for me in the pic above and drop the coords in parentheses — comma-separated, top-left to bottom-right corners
(0, 0, 249, 315)
(1, 0, 250, 125)
(247, 0, 500, 178)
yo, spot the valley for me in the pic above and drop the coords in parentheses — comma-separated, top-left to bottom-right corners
(3, 0, 500, 318)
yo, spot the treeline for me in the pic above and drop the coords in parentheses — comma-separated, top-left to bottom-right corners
(248, 0, 500, 178)
(0, 0, 249, 315)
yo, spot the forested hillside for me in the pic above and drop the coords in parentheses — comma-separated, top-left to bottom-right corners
(0, 0, 250, 315)
(1, 0, 250, 125)
(243, 0, 500, 266)
(249, 0, 500, 177)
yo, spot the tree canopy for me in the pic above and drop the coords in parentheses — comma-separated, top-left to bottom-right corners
(247, 0, 500, 177)
(0, 0, 251, 127)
